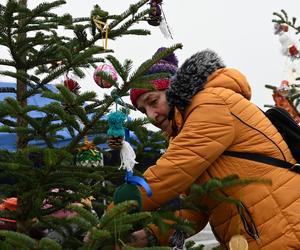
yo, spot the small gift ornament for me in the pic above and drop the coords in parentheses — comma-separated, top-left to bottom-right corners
(75, 136, 103, 168)
(93, 64, 118, 88)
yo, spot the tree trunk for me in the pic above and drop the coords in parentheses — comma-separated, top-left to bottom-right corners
(16, 0, 28, 150)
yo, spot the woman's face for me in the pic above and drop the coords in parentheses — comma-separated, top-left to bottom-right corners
(136, 91, 170, 131)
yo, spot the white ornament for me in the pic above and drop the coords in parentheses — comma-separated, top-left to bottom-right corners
(278, 33, 294, 56)
(119, 141, 138, 172)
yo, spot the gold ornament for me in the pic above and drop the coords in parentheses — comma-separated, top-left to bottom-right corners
(229, 234, 248, 250)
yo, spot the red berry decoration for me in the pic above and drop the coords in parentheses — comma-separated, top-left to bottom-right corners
(288, 45, 299, 57)
(64, 78, 80, 95)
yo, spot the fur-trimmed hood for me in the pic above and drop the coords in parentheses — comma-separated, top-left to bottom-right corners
(166, 49, 251, 111)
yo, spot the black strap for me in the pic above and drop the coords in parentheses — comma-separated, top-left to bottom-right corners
(223, 151, 300, 173)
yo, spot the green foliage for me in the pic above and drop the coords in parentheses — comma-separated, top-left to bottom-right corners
(39, 237, 63, 250)
(0, 230, 36, 249)
(181, 175, 271, 212)
(185, 241, 205, 250)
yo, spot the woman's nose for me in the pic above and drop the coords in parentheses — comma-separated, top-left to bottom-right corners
(146, 108, 158, 122)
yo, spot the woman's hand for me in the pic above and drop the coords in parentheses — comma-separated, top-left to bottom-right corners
(115, 229, 149, 249)
(128, 229, 149, 247)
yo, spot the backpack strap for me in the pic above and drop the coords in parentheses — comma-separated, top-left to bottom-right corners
(223, 151, 300, 174)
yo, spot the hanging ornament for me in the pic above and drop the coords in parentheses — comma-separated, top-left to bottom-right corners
(277, 32, 299, 59)
(92, 6, 109, 50)
(107, 110, 126, 147)
(278, 33, 294, 56)
(147, 0, 173, 39)
(278, 80, 290, 97)
(229, 235, 248, 250)
(75, 136, 103, 168)
(93, 64, 118, 88)
(147, 0, 162, 26)
(64, 77, 81, 95)
(274, 23, 289, 34)
(93, 16, 109, 50)
(273, 91, 300, 124)
(288, 44, 299, 57)
(108, 102, 152, 211)
(113, 139, 152, 211)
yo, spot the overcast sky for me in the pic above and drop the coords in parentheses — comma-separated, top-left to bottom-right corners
(1, 0, 300, 115)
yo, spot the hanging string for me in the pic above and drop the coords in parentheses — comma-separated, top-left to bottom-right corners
(160, 5, 173, 39)
(93, 16, 109, 50)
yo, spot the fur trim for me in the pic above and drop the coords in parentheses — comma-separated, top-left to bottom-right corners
(166, 49, 225, 111)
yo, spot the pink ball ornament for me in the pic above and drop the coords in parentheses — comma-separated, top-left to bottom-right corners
(93, 64, 118, 88)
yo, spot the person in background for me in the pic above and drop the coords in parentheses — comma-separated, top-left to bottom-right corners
(114, 48, 300, 249)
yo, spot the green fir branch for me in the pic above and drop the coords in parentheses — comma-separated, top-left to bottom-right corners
(38, 237, 63, 250)
(109, 0, 149, 30)
(0, 230, 36, 249)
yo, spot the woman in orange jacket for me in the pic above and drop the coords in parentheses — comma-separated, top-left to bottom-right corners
(114, 48, 300, 249)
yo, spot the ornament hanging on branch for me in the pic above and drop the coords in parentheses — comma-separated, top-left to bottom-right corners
(278, 80, 290, 97)
(107, 95, 152, 211)
(107, 109, 137, 172)
(62, 73, 81, 113)
(107, 110, 126, 149)
(93, 64, 118, 88)
(112, 136, 152, 211)
(147, 0, 163, 26)
(92, 15, 109, 50)
(147, 0, 173, 39)
(64, 72, 80, 95)
(75, 136, 103, 168)
(275, 23, 300, 59)
(91, 5, 110, 49)
(274, 23, 289, 34)
(271, 87, 300, 124)
(63, 74, 81, 95)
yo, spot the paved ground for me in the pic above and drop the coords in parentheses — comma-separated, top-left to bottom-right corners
(186, 224, 219, 249)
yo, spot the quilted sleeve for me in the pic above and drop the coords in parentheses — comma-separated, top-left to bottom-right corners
(148, 209, 209, 245)
(141, 92, 235, 210)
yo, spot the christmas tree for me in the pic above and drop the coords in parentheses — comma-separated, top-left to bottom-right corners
(265, 10, 300, 123)
(0, 0, 186, 248)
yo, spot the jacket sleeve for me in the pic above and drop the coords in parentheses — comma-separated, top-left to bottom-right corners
(140, 92, 235, 210)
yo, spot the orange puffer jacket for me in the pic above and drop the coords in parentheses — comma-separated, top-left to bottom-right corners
(140, 67, 300, 249)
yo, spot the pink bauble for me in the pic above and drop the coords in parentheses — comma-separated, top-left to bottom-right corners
(93, 64, 118, 88)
